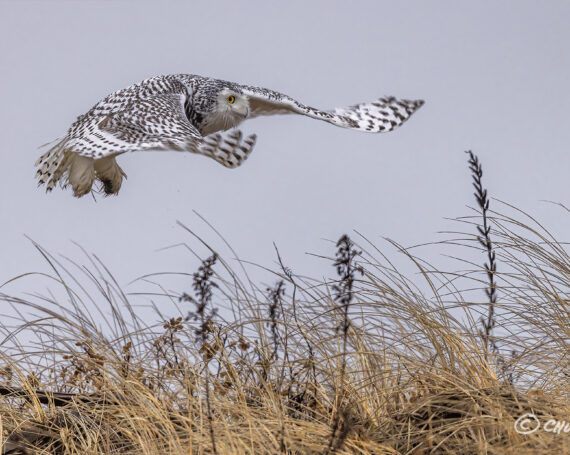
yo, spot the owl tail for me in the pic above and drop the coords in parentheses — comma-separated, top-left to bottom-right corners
(35, 138, 76, 194)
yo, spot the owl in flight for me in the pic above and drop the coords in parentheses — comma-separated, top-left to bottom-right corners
(35, 74, 424, 197)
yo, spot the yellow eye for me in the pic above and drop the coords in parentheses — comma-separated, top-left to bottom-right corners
(227, 95, 236, 104)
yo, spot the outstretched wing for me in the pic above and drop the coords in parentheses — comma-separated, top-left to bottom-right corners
(35, 93, 204, 194)
(238, 84, 424, 133)
(74, 92, 257, 165)
(35, 89, 257, 194)
(90, 93, 203, 157)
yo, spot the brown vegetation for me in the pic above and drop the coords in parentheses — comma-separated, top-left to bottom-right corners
(1, 153, 568, 454)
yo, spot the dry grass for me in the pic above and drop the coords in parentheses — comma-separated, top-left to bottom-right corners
(0, 160, 568, 454)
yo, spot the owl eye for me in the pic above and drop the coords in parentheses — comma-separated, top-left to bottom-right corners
(227, 95, 236, 104)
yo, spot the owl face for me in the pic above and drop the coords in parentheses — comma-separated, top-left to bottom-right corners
(196, 87, 250, 136)
(216, 88, 250, 119)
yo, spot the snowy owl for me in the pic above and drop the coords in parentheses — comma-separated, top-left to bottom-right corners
(35, 74, 424, 197)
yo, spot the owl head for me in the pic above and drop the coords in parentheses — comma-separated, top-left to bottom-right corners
(191, 80, 250, 135)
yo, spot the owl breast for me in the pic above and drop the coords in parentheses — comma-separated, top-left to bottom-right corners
(198, 110, 246, 136)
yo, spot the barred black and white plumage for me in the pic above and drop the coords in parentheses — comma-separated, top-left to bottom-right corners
(35, 74, 424, 197)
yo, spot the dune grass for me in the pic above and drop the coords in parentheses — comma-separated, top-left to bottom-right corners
(0, 154, 568, 454)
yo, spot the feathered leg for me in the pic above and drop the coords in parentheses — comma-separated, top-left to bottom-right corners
(68, 155, 96, 197)
(94, 156, 127, 196)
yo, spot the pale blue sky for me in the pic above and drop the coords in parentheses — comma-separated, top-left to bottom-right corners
(0, 1, 568, 298)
